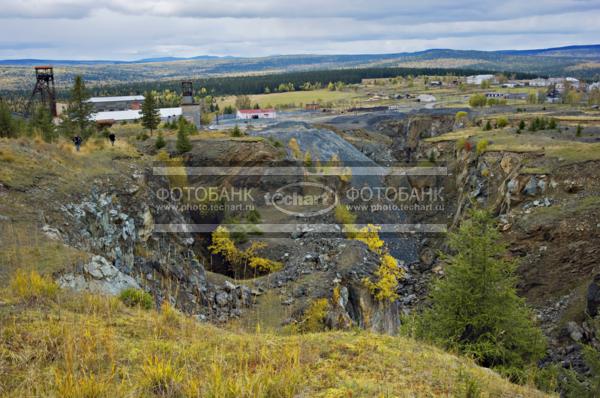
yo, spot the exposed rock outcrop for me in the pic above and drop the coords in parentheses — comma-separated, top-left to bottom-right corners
(58, 255, 140, 295)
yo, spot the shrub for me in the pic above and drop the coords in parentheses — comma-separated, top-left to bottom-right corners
(209, 225, 280, 275)
(334, 204, 356, 225)
(354, 224, 385, 254)
(548, 119, 557, 130)
(246, 209, 261, 223)
(0, 101, 17, 138)
(118, 288, 153, 309)
(339, 166, 352, 184)
(10, 269, 58, 303)
(155, 132, 166, 149)
(267, 137, 283, 148)
(230, 124, 244, 137)
(496, 117, 508, 128)
(455, 138, 467, 152)
(483, 120, 492, 131)
(301, 298, 330, 332)
(428, 150, 436, 164)
(476, 139, 488, 155)
(559, 345, 600, 397)
(200, 112, 212, 126)
(455, 111, 468, 122)
(469, 94, 487, 108)
(249, 257, 283, 273)
(209, 226, 244, 266)
(155, 149, 170, 161)
(576, 124, 583, 137)
(303, 150, 313, 169)
(363, 253, 404, 302)
(288, 138, 302, 159)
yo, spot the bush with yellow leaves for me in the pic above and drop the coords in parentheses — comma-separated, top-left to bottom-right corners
(249, 257, 283, 273)
(334, 204, 356, 225)
(354, 224, 385, 254)
(363, 253, 404, 302)
(351, 224, 404, 303)
(300, 298, 330, 332)
(209, 226, 282, 275)
(288, 138, 302, 159)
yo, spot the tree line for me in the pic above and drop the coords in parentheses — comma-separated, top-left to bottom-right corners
(1, 66, 540, 105)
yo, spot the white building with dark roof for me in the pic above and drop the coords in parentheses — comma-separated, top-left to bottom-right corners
(86, 95, 145, 112)
(90, 107, 181, 123)
(236, 109, 277, 120)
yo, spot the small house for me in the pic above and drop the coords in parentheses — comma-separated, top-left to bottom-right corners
(236, 108, 277, 120)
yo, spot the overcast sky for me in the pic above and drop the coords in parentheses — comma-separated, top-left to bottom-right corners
(1, 0, 599, 60)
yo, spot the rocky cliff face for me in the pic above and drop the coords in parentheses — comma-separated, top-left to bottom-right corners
(50, 167, 252, 321)
(418, 136, 600, 375)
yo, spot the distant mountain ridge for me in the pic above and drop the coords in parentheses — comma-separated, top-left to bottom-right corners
(2, 44, 599, 66)
(1, 44, 599, 92)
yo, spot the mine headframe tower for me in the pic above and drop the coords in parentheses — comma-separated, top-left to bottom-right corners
(180, 81, 201, 128)
(181, 81, 194, 104)
(26, 66, 57, 117)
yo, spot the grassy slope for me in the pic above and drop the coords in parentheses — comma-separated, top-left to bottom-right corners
(0, 286, 551, 398)
(0, 134, 551, 397)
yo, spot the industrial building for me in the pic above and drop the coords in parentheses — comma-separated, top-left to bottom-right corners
(466, 74, 495, 85)
(90, 107, 181, 123)
(88, 81, 201, 127)
(236, 108, 277, 120)
(86, 95, 144, 112)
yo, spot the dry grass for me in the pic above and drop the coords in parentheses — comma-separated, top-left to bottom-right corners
(0, 275, 552, 398)
(426, 128, 600, 164)
(0, 136, 141, 191)
(0, 221, 87, 284)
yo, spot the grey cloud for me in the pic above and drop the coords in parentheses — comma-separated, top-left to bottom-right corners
(0, 1, 599, 59)
(1, 0, 599, 21)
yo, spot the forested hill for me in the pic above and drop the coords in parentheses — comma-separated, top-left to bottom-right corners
(0, 45, 599, 92)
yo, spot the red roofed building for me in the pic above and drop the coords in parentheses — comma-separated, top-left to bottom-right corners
(236, 108, 277, 120)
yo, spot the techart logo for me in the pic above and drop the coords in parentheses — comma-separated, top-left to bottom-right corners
(265, 182, 338, 218)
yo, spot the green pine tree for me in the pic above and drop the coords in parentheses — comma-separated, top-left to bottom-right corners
(176, 121, 192, 153)
(32, 106, 57, 142)
(65, 76, 94, 139)
(418, 209, 546, 382)
(155, 132, 166, 149)
(0, 101, 16, 138)
(230, 124, 243, 137)
(141, 91, 161, 136)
